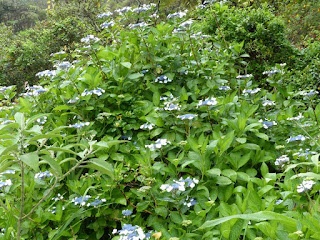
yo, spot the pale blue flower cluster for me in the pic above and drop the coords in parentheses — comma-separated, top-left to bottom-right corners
(167, 11, 188, 19)
(179, 20, 193, 28)
(115, 7, 132, 14)
(243, 88, 261, 95)
(1, 120, 14, 125)
(35, 171, 52, 179)
(21, 85, 48, 97)
(262, 100, 276, 106)
(129, 22, 148, 29)
(219, 86, 231, 91)
(275, 155, 289, 167)
(81, 88, 105, 97)
(293, 149, 318, 158)
(140, 123, 155, 130)
(69, 122, 90, 128)
(122, 209, 133, 216)
(81, 35, 100, 44)
(37, 116, 47, 125)
(97, 12, 112, 18)
(160, 177, 199, 192)
(236, 74, 253, 79)
(263, 69, 281, 76)
(259, 119, 277, 129)
(300, 90, 318, 96)
(287, 135, 308, 143)
(51, 193, 64, 201)
(184, 196, 197, 207)
(197, 97, 217, 107)
(297, 179, 316, 193)
(287, 113, 303, 121)
(177, 114, 197, 120)
(0, 85, 15, 92)
(54, 61, 72, 70)
(101, 20, 115, 29)
(36, 70, 57, 78)
(0, 179, 12, 190)
(113, 224, 151, 240)
(155, 75, 172, 84)
(71, 195, 91, 206)
(0, 170, 15, 175)
(145, 138, 171, 151)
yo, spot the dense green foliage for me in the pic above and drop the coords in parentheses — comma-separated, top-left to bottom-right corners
(203, 4, 297, 80)
(0, 1, 320, 240)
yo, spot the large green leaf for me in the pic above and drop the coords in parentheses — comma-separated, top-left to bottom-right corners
(20, 152, 39, 171)
(199, 211, 297, 230)
(87, 158, 114, 179)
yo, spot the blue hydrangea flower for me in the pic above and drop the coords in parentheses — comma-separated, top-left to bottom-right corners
(101, 20, 115, 28)
(51, 193, 64, 201)
(164, 103, 180, 111)
(293, 148, 318, 158)
(97, 12, 112, 18)
(87, 197, 106, 207)
(167, 10, 187, 19)
(236, 74, 253, 79)
(300, 90, 318, 96)
(54, 61, 72, 70)
(160, 177, 199, 192)
(37, 116, 47, 125)
(297, 179, 316, 193)
(122, 209, 133, 216)
(1, 120, 14, 125)
(184, 196, 197, 207)
(36, 70, 57, 78)
(155, 75, 172, 84)
(145, 139, 171, 151)
(219, 86, 231, 91)
(115, 224, 151, 239)
(243, 88, 261, 95)
(197, 97, 217, 107)
(275, 155, 289, 167)
(81, 88, 105, 97)
(140, 123, 155, 130)
(69, 122, 90, 128)
(259, 119, 277, 129)
(262, 100, 276, 106)
(21, 85, 48, 97)
(115, 6, 132, 14)
(263, 69, 281, 76)
(71, 195, 91, 206)
(0, 170, 15, 175)
(35, 171, 52, 179)
(81, 35, 100, 44)
(0, 85, 15, 92)
(129, 22, 148, 29)
(177, 114, 197, 120)
(287, 135, 309, 143)
(179, 19, 193, 28)
(0, 179, 12, 190)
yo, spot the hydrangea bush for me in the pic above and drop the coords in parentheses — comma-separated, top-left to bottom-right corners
(0, 1, 320, 239)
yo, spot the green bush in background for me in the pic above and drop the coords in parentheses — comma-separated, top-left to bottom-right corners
(202, 3, 297, 82)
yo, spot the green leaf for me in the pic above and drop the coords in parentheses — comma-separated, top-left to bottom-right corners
(87, 158, 114, 179)
(94, 140, 126, 149)
(199, 211, 297, 230)
(14, 112, 25, 129)
(206, 168, 221, 177)
(219, 131, 234, 155)
(216, 176, 232, 185)
(170, 211, 182, 224)
(121, 62, 132, 68)
(40, 155, 62, 176)
(255, 132, 269, 141)
(20, 152, 39, 171)
(152, 88, 160, 106)
(128, 73, 143, 79)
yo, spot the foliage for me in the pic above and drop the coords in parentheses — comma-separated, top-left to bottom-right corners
(202, 3, 297, 83)
(0, 1, 320, 240)
(0, 0, 46, 32)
